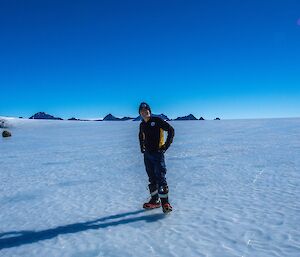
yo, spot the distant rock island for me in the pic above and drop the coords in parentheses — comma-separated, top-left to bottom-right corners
(67, 117, 89, 121)
(29, 112, 63, 120)
(174, 114, 198, 121)
(120, 117, 135, 121)
(102, 114, 134, 121)
(103, 114, 119, 121)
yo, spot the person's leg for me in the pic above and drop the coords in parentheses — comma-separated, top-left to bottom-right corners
(143, 152, 159, 205)
(153, 152, 169, 205)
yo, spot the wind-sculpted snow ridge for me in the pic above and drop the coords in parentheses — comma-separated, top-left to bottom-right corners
(1, 118, 300, 256)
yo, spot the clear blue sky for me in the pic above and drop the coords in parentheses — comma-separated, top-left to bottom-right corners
(0, 0, 299, 119)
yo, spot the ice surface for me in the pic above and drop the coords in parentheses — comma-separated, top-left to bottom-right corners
(1, 117, 300, 256)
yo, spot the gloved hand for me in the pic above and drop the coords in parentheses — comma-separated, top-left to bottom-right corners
(159, 144, 168, 153)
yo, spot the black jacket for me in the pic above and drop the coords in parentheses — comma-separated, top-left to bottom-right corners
(139, 116, 175, 153)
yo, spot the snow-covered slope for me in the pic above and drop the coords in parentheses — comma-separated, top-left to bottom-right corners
(1, 118, 299, 257)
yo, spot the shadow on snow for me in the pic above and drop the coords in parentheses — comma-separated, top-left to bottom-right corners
(0, 209, 166, 250)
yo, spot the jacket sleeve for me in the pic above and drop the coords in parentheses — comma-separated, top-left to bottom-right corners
(139, 123, 145, 152)
(158, 118, 175, 150)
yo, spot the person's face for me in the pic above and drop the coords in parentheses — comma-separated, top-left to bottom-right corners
(140, 108, 150, 120)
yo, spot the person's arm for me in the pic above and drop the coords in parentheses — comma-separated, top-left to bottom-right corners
(158, 118, 175, 151)
(139, 123, 145, 153)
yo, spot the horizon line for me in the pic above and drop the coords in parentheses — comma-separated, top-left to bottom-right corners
(1, 114, 300, 121)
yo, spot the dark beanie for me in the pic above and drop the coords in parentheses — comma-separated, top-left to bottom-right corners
(139, 102, 151, 114)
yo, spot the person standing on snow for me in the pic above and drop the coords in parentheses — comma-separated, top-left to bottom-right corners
(138, 102, 175, 213)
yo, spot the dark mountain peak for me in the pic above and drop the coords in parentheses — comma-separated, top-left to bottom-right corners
(103, 114, 120, 121)
(155, 113, 170, 121)
(29, 112, 63, 120)
(175, 114, 197, 121)
(120, 117, 134, 121)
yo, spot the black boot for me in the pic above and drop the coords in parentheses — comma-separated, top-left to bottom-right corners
(143, 184, 161, 209)
(158, 185, 172, 213)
